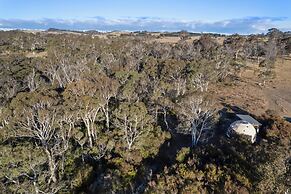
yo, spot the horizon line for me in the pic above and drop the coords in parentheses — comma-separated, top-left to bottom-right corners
(0, 16, 290, 35)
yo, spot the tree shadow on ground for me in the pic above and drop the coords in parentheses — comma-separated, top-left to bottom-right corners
(131, 109, 192, 193)
(133, 103, 266, 193)
(80, 103, 270, 193)
(196, 137, 265, 188)
(284, 116, 291, 123)
(216, 103, 261, 135)
(132, 132, 192, 193)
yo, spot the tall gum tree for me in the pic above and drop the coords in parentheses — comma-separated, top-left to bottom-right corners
(7, 91, 72, 186)
(113, 102, 153, 150)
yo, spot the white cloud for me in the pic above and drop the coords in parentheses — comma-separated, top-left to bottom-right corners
(0, 16, 290, 34)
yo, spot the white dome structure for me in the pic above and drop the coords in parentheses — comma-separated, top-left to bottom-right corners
(227, 120, 257, 143)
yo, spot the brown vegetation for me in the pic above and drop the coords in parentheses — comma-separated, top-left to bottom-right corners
(0, 29, 290, 193)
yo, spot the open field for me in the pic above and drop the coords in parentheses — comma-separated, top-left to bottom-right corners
(214, 58, 291, 117)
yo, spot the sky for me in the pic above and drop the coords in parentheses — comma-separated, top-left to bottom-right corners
(0, 0, 291, 34)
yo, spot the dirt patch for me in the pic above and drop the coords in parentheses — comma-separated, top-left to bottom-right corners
(152, 36, 225, 44)
(215, 58, 291, 117)
(214, 79, 267, 115)
(262, 58, 291, 116)
(25, 51, 47, 58)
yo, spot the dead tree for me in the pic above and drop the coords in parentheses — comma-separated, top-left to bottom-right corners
(178, 97, 215, 147)
(215, 59, 232, 81)
(96, 74, 119, 130)
(114, 102, 151, 150)
(43, 51, 90, 88)
(192, 73, 209, 92)
(0, 107, 10, 129)
(27, 69, 39, 92)
(114, 112, 146, 150)
(80, 105, 101, 148)
(162, 59, 187, 97)
(19, 102, 72, 184)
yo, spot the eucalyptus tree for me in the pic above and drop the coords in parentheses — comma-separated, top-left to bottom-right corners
(26, 68, 40, 92)
(3, 90, 74, 192)
(63, 79, 102, 148)
(178, 96, 216, 147)
(113, 102, 153, 150)
(161, 59, 187, 98)
(95, 73, 119, 130)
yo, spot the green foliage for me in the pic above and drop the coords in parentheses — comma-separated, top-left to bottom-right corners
(0, 31, 289, 193)
(176, 147, 190, 163)
(0, 143, 46, 193)
(71, 164, 93, 189)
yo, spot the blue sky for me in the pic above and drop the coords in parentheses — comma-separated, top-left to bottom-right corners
(0, 0, 290, 34)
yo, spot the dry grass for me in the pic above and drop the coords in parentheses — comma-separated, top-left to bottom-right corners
(214, 58, 291, 117)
